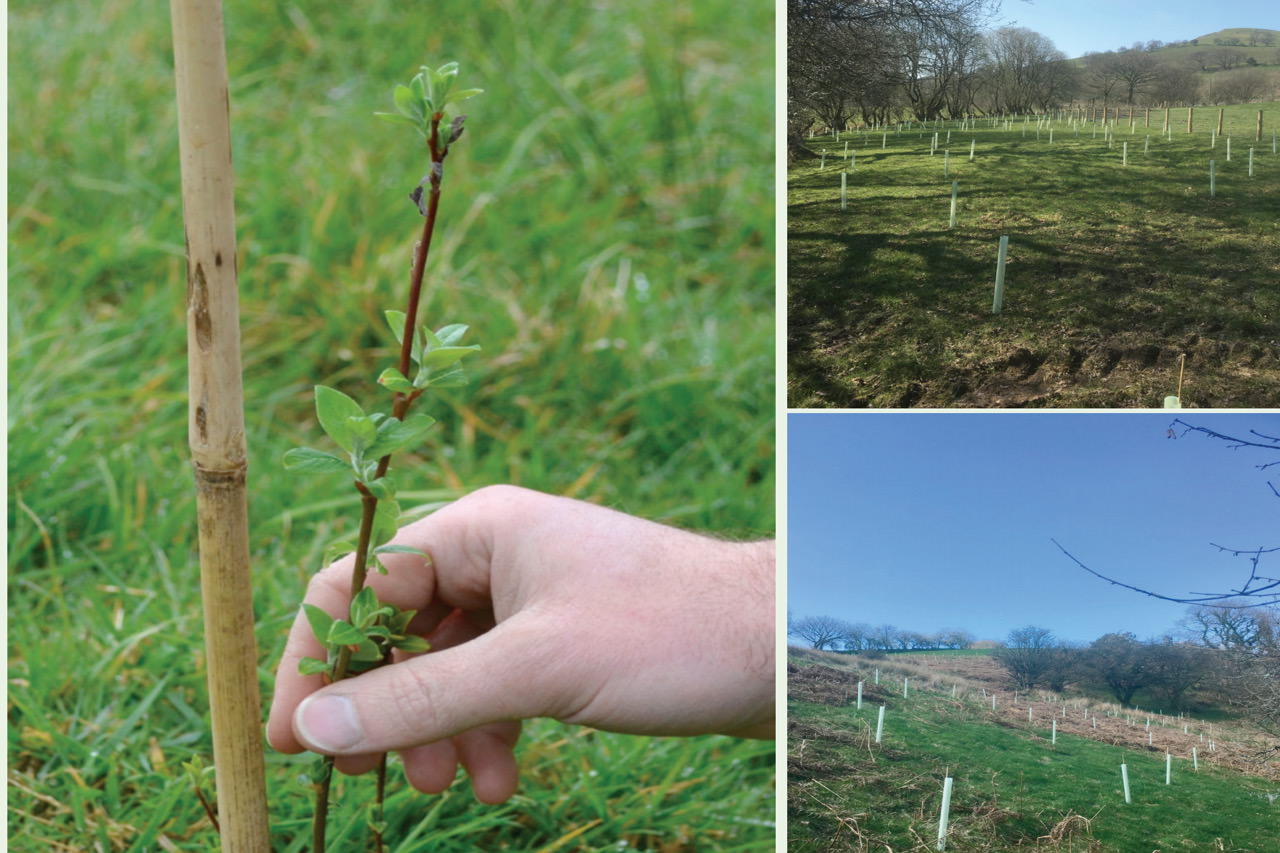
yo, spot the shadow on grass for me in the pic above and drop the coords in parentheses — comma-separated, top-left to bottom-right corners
(788, 135, 1280, 408)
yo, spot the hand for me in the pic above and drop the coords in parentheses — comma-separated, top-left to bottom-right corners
(266, 485, 775, 804)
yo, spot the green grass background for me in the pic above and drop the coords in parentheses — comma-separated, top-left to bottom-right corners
(789, 103, 1280, 408)
(789, 661, 1279, 851)
(7, 0, 775, 849)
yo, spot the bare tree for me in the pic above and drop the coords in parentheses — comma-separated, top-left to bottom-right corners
(789, 614, 853, 650)
(1057, 419, 1279, 608)
(1082, 52, 1124, 113)
(1211, 69, 1272, 105)
(994, 625, 1059, 690)
(1110, 49, 1161, 105)
(983, 27, 1070, 115)
(1145, 63, 1201, 106)
(1213, 48, 1246, 71)
(1082, 632, 1152, 706)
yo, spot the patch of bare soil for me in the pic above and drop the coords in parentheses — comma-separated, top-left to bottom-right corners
(949, 332, 1280, 408)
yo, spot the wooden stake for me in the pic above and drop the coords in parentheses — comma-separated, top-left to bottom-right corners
(170, 0, 271, 849)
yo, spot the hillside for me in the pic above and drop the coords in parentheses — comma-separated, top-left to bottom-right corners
(1073, 28, 1280, 71)
(788, 648, 1280, 851)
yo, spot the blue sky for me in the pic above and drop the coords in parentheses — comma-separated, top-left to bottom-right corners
(995, 0, 1280, 59)
(786, 413, 1280, 646)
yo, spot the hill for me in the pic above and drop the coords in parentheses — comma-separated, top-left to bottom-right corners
(788, 648, 1280, 851)
(1072, 28, 1280, 71)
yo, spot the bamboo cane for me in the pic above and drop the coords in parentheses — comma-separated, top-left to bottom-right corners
(170, 1, 271, 849)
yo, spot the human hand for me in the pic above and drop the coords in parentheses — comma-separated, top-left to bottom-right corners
(266, 485, 775, 804)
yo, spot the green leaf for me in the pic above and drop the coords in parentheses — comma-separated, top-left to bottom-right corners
(445, 87, 483, 106)
(377, 368, 414, 393)
(386, 608, 417, 634)
(282, 447, 350, 474)
(423, 363, 469, 388)
(393, 635, 431, 654)
(347, 415, 377, 450)
(298, 657, 330, 676)
(323, 540, 357, 567)
(374, 111, 420, 128)
(302, 604, 335, 645)
(314, 386, 365, 453)
(363, 624, 392, 640)
(366, 413, 437, 459)
(349, 637, 384, 662)
(420, 344, 480, 370)
(369, 499, 402, 559)
(349, 586, 379, 627)
(373, 544, 430, 559)
(434, 323, 470, 346)
(365, 475, 396, 500)
(393, 84, 418, 120)
(385, 310, 407, 345)
(327, 620, 366, 647)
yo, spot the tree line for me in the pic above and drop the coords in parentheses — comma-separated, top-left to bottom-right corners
(788, 613, 975, 652)
(789, 604, 1278, 733)
(789, 0, 1277, 142)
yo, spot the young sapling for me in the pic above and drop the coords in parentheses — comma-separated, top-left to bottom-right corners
(283, 61, 483, 853)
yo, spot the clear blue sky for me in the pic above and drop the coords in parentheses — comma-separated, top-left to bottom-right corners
(787, 413, 1280, 646)
(996, 0, 1280, 59)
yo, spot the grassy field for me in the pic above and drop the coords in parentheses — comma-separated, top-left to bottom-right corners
(788, 102, 1280, 408)
(788, 654, 1279, 851)
(7, 0, 775, 849)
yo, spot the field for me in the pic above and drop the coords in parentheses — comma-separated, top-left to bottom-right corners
(788, 103, 1280, 408)
(787, 649, 1280, 851)
(6, 0, 775, 849)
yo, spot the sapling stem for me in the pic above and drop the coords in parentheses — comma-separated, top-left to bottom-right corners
(287, 63, 484, 853)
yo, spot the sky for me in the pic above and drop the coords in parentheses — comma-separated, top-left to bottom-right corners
(994, 0, 1280, 59)
(786, 412, 1280, 646)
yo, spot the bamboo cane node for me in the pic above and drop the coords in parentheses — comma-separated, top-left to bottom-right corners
(192, 462, 248, 487)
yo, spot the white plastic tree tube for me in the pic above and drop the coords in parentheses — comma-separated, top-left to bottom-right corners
(992, 236, 1009, 313)
(936, 777, 954, 851)
(1121, 764, 1131, 804)
(876, 705, 886, 743)
(857, 681, 864, 709)
(1166, 752, 1172, 785)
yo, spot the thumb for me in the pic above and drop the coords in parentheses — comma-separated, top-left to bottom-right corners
(292, 614, 559, 755)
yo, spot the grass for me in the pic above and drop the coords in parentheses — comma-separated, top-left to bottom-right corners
(788, 102, 1280, 408)
(7, 0, 775, 849)
(788, 656, 1279, 851)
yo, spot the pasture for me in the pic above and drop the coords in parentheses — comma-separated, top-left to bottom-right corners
(788, 650, 1279, 851)
(788, 103, 1280, 408)
(6, 0, 775, 849)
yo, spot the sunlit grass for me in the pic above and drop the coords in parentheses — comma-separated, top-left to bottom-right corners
(788, 103, 1280, 408)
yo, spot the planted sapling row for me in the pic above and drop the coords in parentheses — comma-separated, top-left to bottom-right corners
(282, 61, 482, 853)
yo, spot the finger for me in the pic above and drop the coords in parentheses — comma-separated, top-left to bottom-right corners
(454, 722, 522, 804)
(400, 739, 460, 794)
(292, 611, 566, 756)
(268, 485, 534, 753)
